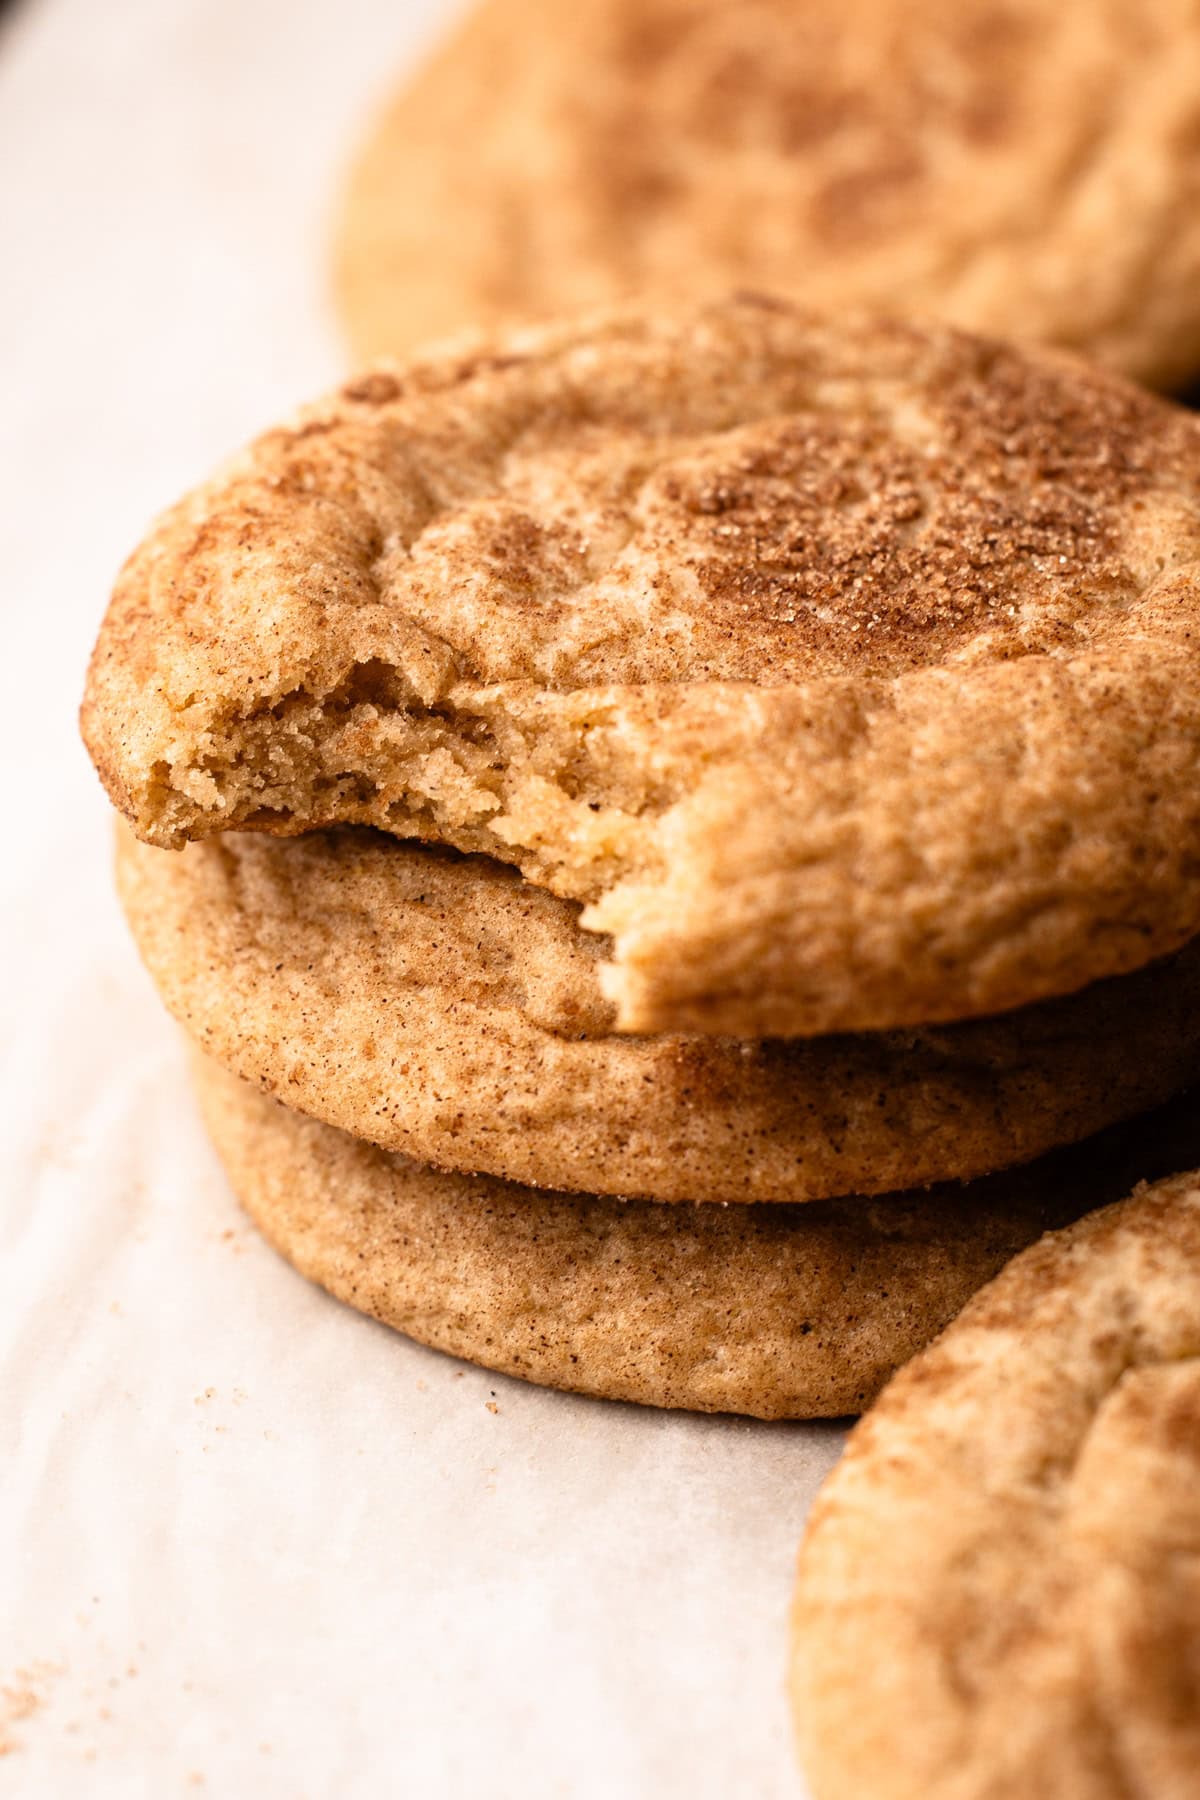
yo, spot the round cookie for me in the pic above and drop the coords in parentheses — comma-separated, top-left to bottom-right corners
(190, 1056, 1200, 1420)
(118, 824, 1200, 1205)
(83, 301, 1200, 1038)
(334, 0, 1200, 390)
(790, 1159, 1200, 1794)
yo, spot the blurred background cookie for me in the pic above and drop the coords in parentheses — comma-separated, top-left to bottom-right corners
(335, 0, 1200, 389)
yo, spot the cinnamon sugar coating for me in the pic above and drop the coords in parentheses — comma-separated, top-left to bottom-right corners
(83, 301, 1200, 1036)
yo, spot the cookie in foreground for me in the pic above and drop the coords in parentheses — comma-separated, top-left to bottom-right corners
(790, 1156, 1200, 1795)
(82, 301, 1200, 1038)
(335, 0, 1200, 390)
(193, 1057, 1200, 1420)
(119, 824, 1200, 1203)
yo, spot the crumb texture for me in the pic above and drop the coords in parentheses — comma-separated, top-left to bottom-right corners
(791, 1166, 1200, 1798)
(191, 1056, 1200, 1421)
(336, 0, 1200, 390)
(83, 301, 1200, 1035)
(117, 824, 1200, 1202)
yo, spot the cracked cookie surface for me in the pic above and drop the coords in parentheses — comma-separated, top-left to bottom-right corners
(191, 1056, 1200, 1420)
(83, 301, 1200, 1035)
(791, 1161, 1200, 1796)
(335, 0, 1200, 390)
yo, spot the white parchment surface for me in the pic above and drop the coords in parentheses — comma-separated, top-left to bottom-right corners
(0, 2, 842, 1790)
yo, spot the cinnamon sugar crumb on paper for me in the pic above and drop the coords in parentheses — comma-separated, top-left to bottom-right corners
(0, 1659, 64, 1756)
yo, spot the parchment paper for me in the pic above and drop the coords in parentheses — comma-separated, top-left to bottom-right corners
(0, 2, 842, 1789)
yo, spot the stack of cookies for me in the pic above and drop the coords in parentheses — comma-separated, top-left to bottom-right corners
(81, 298, 1200, 1420)
(77, 1, 1200, 1788)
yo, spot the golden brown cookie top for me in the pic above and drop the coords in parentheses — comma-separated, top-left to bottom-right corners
(370, 315, 1187, 689)
(82, 301, 1200, 1037)
(84, 299, 1200, 733)
(336, 0, 1200, 388)
(791, 1167, 1200, 1797)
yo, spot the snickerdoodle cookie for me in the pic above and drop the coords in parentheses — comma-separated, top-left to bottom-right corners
(190, 1057, 1200, 1419)
(119, 824, 1200, 1204)
(335, 0, 1200, 389)
(790, 1161, 1200, 1795)
(83, 302, 1200, 1036)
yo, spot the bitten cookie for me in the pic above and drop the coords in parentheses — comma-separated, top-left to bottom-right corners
(191, 1057, 1200, 1420)
(790, 1158, 1200, 1795)
(119, 824, 1200, 1204)
(83, 302, 1200, 1037)
(335, 0, 1200, 390)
